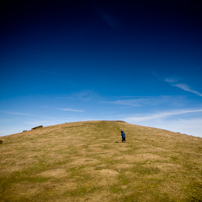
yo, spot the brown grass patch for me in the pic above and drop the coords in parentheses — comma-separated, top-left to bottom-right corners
(39, 168, 68, 178)
(1, 121, 202, 202)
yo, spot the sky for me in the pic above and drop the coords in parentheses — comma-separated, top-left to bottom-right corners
(0, 0, 202, 137)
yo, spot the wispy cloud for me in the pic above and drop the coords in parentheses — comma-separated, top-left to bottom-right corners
(26, 118, 75, 126)
(0, 110, 32, 116)
(173, 83, 202, 97)
(124, 108, 202, 122)
(57, 90, 98, 101)
(164, 78, 178, 83)
(59, 108, 84, 112)
(101, 13, 117, 29)
(42, 105, 84, 112)
(153, 118, 202, 137)
(165, 78, 202, 97)
(103, 96, 182, 107)
(94, 5, 118, 30)
(104, 99, 140, 106)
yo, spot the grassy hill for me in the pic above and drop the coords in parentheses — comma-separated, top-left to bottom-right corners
(0, 121, 202, 202)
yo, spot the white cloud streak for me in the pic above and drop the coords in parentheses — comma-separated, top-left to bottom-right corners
(42, 105, 85, 112)
(164, 78, 178, 83)
(123, 108, 202, 137)
(0, 110, 32, 116)
(26, 118, 75, 126)
(154, 118, 202, 137)
(104, 99, 141, 106)
(103, 96, 182, 107)
(57, 90, 98, 101)
(59, 108, 84, 112)
(94, 6, 118, 30)
(165, 78, 202, 97)
(173, 83, 202, 97)
(124, 108, 202, 122)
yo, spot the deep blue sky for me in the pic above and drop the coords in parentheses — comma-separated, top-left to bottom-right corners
(1, 0, 202, 137)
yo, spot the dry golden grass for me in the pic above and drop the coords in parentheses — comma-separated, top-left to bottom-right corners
(0, 121, 202, 202)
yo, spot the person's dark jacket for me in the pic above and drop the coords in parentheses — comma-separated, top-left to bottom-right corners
(121, 131, 125, 139)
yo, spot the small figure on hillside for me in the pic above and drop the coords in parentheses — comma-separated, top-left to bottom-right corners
(121, 131, 126, 143)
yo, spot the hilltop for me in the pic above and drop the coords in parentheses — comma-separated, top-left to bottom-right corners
(0, 121, 202, 202)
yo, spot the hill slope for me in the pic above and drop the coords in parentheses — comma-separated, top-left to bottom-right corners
(0, 121, 202, 202)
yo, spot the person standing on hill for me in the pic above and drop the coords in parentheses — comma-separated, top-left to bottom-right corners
(121, 131, 126, 143)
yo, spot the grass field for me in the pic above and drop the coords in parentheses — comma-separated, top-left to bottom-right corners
(0, 121, 202, 202)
